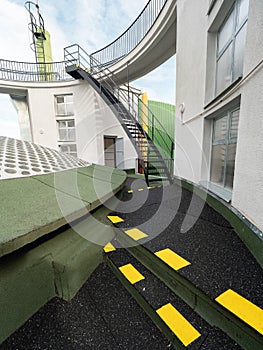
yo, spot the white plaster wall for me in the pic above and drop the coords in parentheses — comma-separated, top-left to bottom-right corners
(175, 0, 263, 231)
(232, 0, 263, 230)
(26, 79, 137, 168)
(175, 0, 208, 182)
(27, 84, 71, 149)
(74, 81, 137, 168)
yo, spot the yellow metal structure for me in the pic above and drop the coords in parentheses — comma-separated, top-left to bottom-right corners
(141, 92, 148, 133)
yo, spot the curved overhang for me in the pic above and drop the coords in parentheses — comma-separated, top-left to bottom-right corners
(0, 78, 80, 96)
(101, 0, 177, 84)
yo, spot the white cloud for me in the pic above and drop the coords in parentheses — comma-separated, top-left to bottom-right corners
(133, 56, 176, 104)
(0, 0, 33, 61)
(0, 0, 175, 138)
(0, 94, 19, 138)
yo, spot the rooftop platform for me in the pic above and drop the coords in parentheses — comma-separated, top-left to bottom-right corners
(0, 164, 126, 258)
(1, 177, 262, 349)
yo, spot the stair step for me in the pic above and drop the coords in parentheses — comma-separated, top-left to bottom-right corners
(148, 165, 166, 170)
(105, 183, 263, 349)
(1, 262, 171, 349)
(148, 177, 168, 182)
(67, 66, 173, 186)
(105, 245, 242, 349)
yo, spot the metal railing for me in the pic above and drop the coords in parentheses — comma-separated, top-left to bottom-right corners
(64, 44, 174, 174)
(90, 0, 167, 69)
(0, 59, 73, 82)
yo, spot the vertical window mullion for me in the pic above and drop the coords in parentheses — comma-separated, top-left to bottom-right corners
(222, 112, 231, 187)
(231, 0, 239, 83)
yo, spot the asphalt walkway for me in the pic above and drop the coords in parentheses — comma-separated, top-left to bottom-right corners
(1, 178, 262, 349)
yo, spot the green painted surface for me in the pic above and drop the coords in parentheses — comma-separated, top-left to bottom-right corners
(0, 165, 126, 258)
(0, 164, 125, 343)
(138, 99, 175, 161)
(0, 252, 54, 344)
(0, 220, 114, 344)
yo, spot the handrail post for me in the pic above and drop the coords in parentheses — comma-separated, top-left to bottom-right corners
(152, 113, 155, 141)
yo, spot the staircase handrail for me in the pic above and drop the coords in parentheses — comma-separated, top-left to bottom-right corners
(64, 44, 174, 167)
(0, 58, 72, 82)
(90, 0, 167, 69)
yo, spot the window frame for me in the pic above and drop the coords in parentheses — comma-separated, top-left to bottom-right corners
(57, 119, 76, 142)
(59, 143, 78, 157)
(215, 0, 248, 95)
(210, 106, 240, 189)
(55, 94, 74, 116)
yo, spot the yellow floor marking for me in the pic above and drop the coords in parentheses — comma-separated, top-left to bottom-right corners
(216, 289, 263, 334)
(103, 242, 116, 253)
(107, 215, 124, 224)
(155, 248, 191, 271)
(147, 186, 155, 189)
(128, 190, 133, 193)
(157, 303, 201, 346)
(138, 188, 144, 192)
(124, 228, 148, 240)
(119, 263, 145, 284)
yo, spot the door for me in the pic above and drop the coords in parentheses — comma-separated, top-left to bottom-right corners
(104, 136, 116, 167)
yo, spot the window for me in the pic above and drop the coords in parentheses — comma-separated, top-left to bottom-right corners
(216, 0, 249, 94)
(57, 120, 76, 141)
(55, 94, 74, 116)
(59, 144, 77, 157)
(210, 108, 239, 190)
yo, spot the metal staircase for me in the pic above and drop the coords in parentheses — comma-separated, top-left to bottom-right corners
(64, 44, 174, 185)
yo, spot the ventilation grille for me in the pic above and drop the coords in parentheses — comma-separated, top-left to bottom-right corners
(0, 136, 89, 180)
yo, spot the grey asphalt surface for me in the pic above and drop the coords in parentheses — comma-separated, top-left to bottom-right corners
(0, 263, 171, 350)
(1, 178, 262, 349)
(112, 178, 263, 306)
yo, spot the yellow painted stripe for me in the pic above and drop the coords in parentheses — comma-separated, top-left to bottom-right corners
(124, 228, 148, 241)
(155, 248, 190, 271)
(147, 186, 155, 189)
(138, 188, 144, 192)
(103, 242, 116, 253)
(128, 190, 133, 193)
(107, 215, 124, 224)
(216, 289, 263, 334)
(119, 263, 145, 284)
(157, 303, 201, 346)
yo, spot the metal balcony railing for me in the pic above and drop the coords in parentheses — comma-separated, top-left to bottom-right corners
(0, 59, 72, 82)
(90, 0, 168, 69)
(64, 44, 174, 179)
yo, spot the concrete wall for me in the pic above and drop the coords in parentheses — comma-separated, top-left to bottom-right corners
(175, 0, 208, 183)
(0, 79, 137, 169)
(175, 0, 263, 231)
(232, 0, 263, 229)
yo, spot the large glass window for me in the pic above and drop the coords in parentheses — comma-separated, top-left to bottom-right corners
(216, 0, 249, 94)
(59, 144, 77, 157)
(210, 108, 239, 190)
(55, 94, 74, 116)
(57, 120, 76, 141)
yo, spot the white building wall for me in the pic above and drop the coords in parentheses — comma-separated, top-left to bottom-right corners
(0, 79, 137, 169)
(232, 0, 263, 229)
(175, 0, 263, 231)
(175, 0, 208, 183)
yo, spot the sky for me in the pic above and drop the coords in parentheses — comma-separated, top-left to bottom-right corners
(0, 0, 176, 138)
